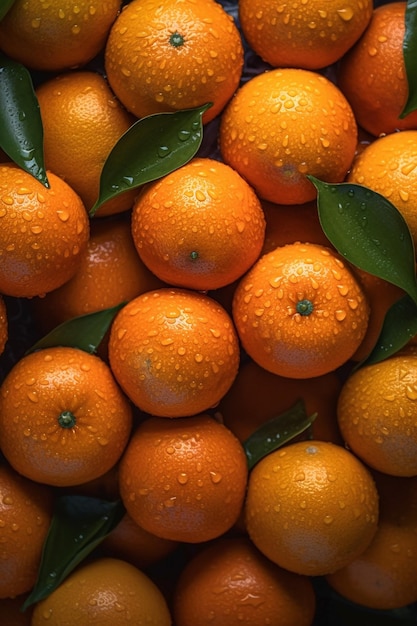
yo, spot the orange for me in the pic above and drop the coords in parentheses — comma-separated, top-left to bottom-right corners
(131, 157, 266, 290)
(245, 440, 379, 576)
(118, 414, 248, 543)
(327, 471, 417, 610)
(219, 67, 358, 205)
(0, 0, 121, 71)
(36, 71, 137, 217)
(0, 296, 7, 357)
(218, 358, 343, 445)
(0, 463, 53, 599)
(101, 511, 179, 570)
(337, 353, 417, 477)
(173, 536, 316, 626)
(0, 346, 132, 487)
(347, 130, 417, 247)
(104, 0, 244, 124)
(232, 242, 370, 379)
(30, 214, 165, 336)
(261, 199, 332, 255)
(337, 2, 417, 137)
(238, 0, 372, 70)
(0, 163, 89, 299)
(108, 288, 240, 417)
(349, 267, 404, 362)
(30, 557, 172, 625)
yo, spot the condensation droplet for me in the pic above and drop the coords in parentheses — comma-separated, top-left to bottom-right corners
(210, 471, 222, 484)
(337, 7, 354, 21)
(177, 472, 189, 485)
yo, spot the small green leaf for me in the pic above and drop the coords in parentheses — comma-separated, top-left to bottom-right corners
(0, 52, 48, 186)
(243, 399, 316, 471)
(90, 103, 211, 216)
(26, 304, 125, 355)
(400, 0, 417, 118)
(22, 495, 125, 610)
(359, 294, 417, 367)
(0, 0, 16, 21)
(310, 177, 417, 305)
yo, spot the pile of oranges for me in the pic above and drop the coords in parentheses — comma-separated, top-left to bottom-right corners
(0, 0, 416, 624)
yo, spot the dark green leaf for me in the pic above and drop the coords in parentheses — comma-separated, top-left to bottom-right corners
(310, 177, 417, 305)
(22, 495, 125, 610)
(0, 52, 48, 186)
(400, 0, 417, 118)
(90, 103, 211, 216)
(243, 399, 316, 471)
(0, 0, 16, 21)
(359, 294, 417, 367)
(26, 303, 125, 355)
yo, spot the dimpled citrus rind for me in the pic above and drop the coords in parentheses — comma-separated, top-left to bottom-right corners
(245, 440, 379, 577)
(108, 288, 240, 417)
(219, 68, 357, 205)
(232, 242, 370, 379)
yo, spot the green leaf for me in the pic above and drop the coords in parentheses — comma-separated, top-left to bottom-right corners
(359, 294, 417, 367)
(0, 0, 16, 21)
(90, 103, 211, 216)
(310, 177, 417, 305)
(0, 52, 49, 186)
(22, 495, 125, 610)
(243, 399, 316, 471)
(400, 0, 417, 118)
(26, 304, 125, 355)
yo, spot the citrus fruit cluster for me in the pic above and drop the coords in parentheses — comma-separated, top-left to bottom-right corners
(0, 0, 416, 624)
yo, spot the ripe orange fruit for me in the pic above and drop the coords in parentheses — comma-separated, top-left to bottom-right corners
(36, 71, 137, 217)
(104, 0, 244, 124)
(0, 296, 7, 357)
(232, 242, 370, 379)
(173, 536, 316, 626)
(101, 511, 179, 570)
(218, 358, 343, 445)
(261, 199, 332, 255)
(0, 347, 132, 487)
(245, 440, 379, 576)
(118, 414, 248, 543)
(219, 67, 357, 205)
(239, 0, 372, 70)
(30, 557, 172, 625)
(0, 463, 53, 599)
(0, 163, 89, 299)
(337, 2, 417, 137)
(30, 214, 165, 335)
(0, 0, 121, 71)
(347, 130, 417, 247)
(337, 353, 417, 477)
(349, 267, 404, 362)
(108, 288, 240, 418)
(327, 471, 417, 610)
(131, 157, 266, 291)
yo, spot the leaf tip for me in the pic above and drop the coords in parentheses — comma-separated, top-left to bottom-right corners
(89, 202, 99, 218)
(41, 173, 51, 189)
(306, 174, 325, 190)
